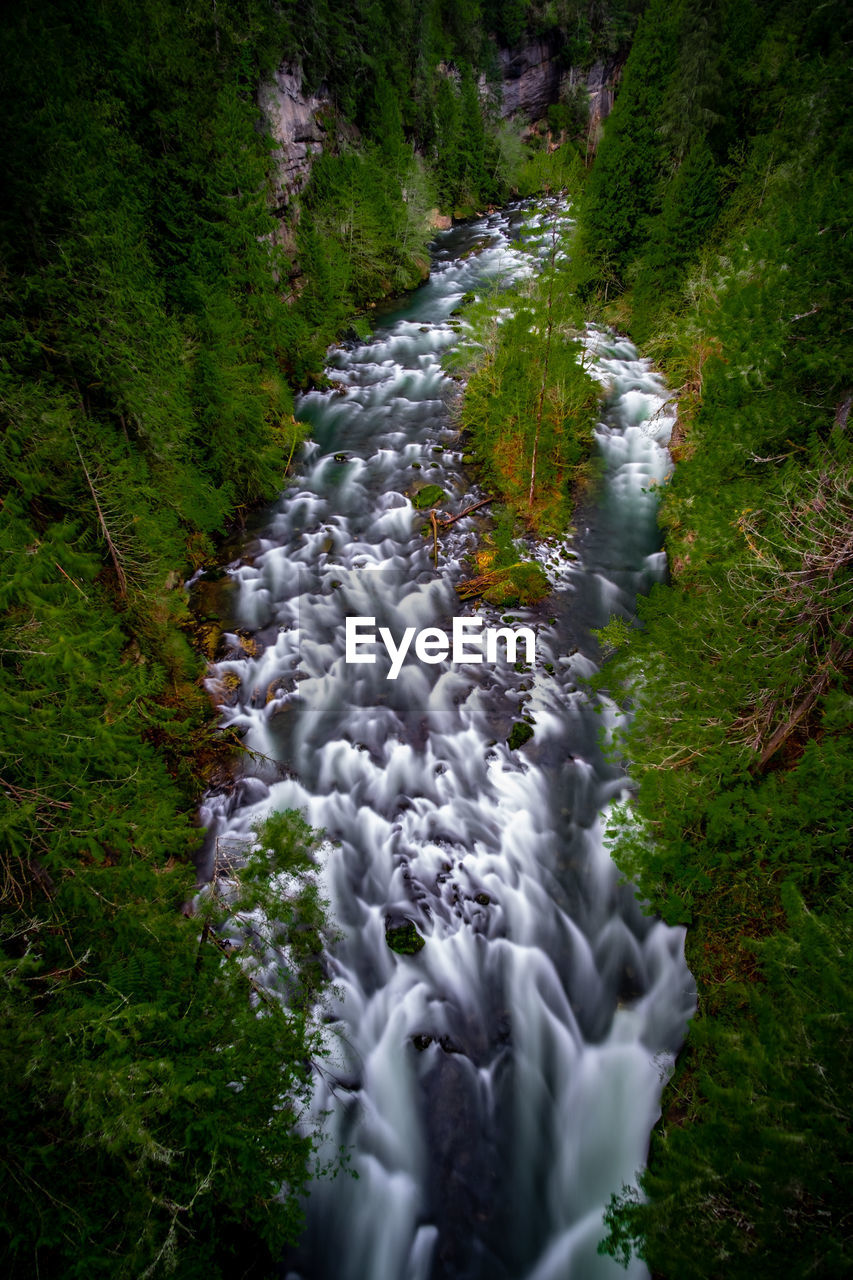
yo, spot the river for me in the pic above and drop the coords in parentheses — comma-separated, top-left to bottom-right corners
(198, 201, 695, 1280)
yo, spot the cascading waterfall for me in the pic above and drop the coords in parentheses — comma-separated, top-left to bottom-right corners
(197, 202, 695, 1280)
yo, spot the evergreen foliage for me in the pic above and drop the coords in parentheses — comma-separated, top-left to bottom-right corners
(292, 144, 434, 379)
(1, 803, 332, 1278)
(450, 199, 599, 532)
(573, 0, 853, 1270)
(518, 0, 646, 66)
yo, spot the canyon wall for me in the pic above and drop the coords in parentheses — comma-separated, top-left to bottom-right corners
(260, 42, 622, 207)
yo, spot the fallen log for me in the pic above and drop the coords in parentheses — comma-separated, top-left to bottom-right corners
(751, 627, 852, 773)
(438, 496, 494, 529)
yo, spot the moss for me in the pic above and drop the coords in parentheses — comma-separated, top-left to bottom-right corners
(482, 561, 550, 606)
(450, 291, 477, 315)
(196, 622, 222, 660)
(508, 721, 534, 751)
(412, 484, 447, 510)
(385, 919, 426, 955)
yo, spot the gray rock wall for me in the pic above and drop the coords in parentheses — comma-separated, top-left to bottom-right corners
(496, 38, 564, 119)
(565, 58, 621, 147)
(497, 38, 621, 137)
(258, 64, 329, 209)
(259, 43, 622, 210)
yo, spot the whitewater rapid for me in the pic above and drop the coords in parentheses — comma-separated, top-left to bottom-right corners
(197, 202, 695, 1280)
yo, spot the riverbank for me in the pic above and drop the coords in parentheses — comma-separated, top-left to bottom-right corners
(576, 2, 853, 1272)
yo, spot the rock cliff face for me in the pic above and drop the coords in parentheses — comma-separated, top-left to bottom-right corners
(496, 38, 563, 119)
(259, 43, 621, 209)
(258, 64, 330, 210)
(497, 38, 621, 138)
(566, 58, 621, 146)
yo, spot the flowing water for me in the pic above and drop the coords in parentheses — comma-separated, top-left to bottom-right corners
(198, 203, 695, 1280)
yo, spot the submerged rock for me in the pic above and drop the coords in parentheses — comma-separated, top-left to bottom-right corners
(412, 484, 447, 510)
(508, 721, 534, 751)
(385, 917, 426, 955)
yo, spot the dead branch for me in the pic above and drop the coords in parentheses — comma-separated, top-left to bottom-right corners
(2, 779, 72, 809)
(456, 569, 506, 601)
(54, 560, 89, 599)
(751, 628, 852, 773)
(71, 431, 128, 597)
(438, 496, 494, 528)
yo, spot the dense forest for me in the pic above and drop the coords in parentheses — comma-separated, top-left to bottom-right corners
(573, 0, 852, 1274)
(1, 0, 850, 1275)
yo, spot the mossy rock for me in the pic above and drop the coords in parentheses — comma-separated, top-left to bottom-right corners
(234, 630, 257, 657)
(481, 578, 519, 606)
(508, 721, 534, 751)
(461, 453, 476, 466)
(412, 484, 447, 510)
(450, 291, 477, 315)
(482, 561, 550, 607)
(197, 622, 222, 659)
(385, 918, 426, 955)
(346, 315, 373, 342)
(206, 670, 241, 712)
